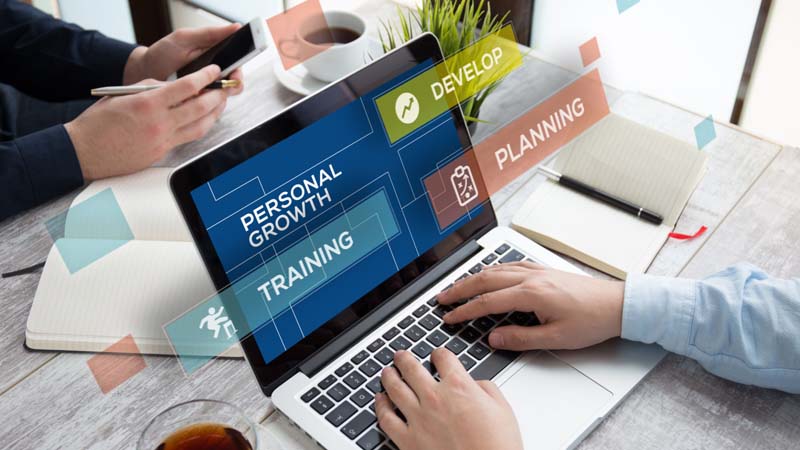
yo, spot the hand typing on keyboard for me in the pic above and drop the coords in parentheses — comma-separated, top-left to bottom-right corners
(437, 261, 624, 351)
(375, 349, 523, 450)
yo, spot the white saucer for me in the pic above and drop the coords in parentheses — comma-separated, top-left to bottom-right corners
(273, 39, 385, 96)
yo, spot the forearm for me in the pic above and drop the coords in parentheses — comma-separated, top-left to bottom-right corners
(0, 126, 84, 221)
(0, 0, 136, 101)
(622, 264, 800, 393)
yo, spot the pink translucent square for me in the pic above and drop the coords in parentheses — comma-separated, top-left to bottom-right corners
(267, 0, 332, 70)
(579, 37, 601, 67)
(86, 335, 146, 394)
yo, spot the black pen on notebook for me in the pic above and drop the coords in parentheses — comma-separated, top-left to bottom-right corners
(90, 79, 240, 97)
(538, 166, 664, 225)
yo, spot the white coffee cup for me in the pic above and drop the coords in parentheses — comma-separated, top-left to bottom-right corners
(279, 10, 369, 83)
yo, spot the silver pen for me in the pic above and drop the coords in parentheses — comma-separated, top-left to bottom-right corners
(90, 79, 240, 97)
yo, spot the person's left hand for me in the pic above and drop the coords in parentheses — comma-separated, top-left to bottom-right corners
(123, 24, 244, 96)
(376, 349, 523, 450)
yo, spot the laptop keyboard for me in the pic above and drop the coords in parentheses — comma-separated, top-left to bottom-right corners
(299, 242, 540, 450)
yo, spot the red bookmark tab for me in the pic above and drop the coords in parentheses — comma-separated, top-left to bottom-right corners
(668, 225, 708, 241)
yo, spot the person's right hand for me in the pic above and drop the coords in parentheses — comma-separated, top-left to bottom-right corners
(437, 261, 625, 351)
(65, 65, 228, 181)
(376, 349, 523, 450)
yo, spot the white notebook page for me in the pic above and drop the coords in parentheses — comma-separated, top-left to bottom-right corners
(554, 114, 707, 226)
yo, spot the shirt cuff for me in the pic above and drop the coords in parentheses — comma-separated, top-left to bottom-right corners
(15, 125, 84, 205)
(88, 33, 139, 87)
(622, 272, 698, 355)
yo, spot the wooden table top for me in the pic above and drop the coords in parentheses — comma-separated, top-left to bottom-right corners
(1, 2, 798, 449)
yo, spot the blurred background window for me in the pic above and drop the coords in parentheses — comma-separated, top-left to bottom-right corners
(21, 0, 798, 145)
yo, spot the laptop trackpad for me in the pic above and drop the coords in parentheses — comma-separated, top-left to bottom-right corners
(499, 351, 613, 450)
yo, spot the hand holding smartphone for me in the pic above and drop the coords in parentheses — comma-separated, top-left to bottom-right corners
(170, 17, 270, 80)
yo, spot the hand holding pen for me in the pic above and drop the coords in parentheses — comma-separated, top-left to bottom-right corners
(67, 65, 240, 182)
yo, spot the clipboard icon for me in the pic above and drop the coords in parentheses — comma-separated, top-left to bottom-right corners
(451, 165, 479, 207)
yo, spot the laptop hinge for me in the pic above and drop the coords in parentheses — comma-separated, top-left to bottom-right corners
(299, 239, 483, 377)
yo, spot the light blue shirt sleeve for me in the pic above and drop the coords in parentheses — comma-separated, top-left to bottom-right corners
(622, 263, 800, 394)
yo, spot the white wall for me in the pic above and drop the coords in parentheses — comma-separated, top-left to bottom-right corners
(58, 0, 136, 43)
(739, 0, 800, 146)
(531, 0, 761, 123)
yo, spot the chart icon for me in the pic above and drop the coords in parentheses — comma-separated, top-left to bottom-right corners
(395, 92, 420, 125)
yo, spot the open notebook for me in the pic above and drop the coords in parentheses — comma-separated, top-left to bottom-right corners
(512, 114, 708, 279)
(26, 168, 242, 357)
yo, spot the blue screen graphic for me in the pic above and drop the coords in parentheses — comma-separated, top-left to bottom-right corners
(190, 62, 481, 365)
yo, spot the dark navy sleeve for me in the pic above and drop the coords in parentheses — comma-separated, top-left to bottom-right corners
(0, 0, 138, 101)
(0, 125, 83, 221)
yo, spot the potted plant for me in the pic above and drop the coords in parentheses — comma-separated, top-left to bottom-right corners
(379, 0, 511, 133)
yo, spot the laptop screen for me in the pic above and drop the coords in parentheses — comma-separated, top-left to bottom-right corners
(174, 36, 494, 391)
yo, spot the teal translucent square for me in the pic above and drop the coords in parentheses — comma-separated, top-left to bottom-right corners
(617, 0, 640, 13)
(694, 115, 717, 150)
(45, 188, 133, 274)
(164, 289, 247, 375)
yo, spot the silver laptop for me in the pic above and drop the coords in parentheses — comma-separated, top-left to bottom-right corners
(170, 33, 666, 450)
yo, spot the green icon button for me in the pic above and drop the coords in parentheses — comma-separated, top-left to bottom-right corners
(375, 24, 523, 144)
(376, 68, 452, 144)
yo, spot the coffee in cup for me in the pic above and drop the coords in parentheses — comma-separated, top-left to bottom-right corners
(154, 422, 252, 450)
(138, 400, 257, 450)
(279, 10, 370, 83)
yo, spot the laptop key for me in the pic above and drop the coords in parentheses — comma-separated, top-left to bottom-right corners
(426, 329, 449, 347)
(367, 339, 385, 353)
(350, 388, 373, 408)
(344, 371, 368, 389)
(389, 336, 412, 351)
(445, 337, 468, 355)
(459, 326, 481, 343)
(311, 395, 334, 414)
(397, 316, 415, 329)
(509, 311, 533, 326)
(473, 316, 495, 332)
(422, 360, 436, 376)
(499, 249, 525, 264)
(411, 341, 434, 358)
(351, 350, 369, 365)
(441, 322, 463, 336)
(328, 383, 351, 402)
(374, 348, 394, 365)
(342, 411, 377, 440)
(456, 273, 469, 281)
(382, 327, 400, 341)
(318, 374, 337, 390)
(418, 314, 441, 331)
(301, 387, 320, 403)
(432, 305, 451, 318)
(468, 263, 483, 274)
(366, 377, 384, 393)
(326, 401, 357, 427)
(468, 343, 491, 361)
(426, 297, 438, 306)
(470, 349, 521, 381)
(360, 359, 382, 377)
(489, 313, 507, 321)
(482, 253, 498, 265)
(403, 325, 425, 342)
(412, 304, 430, 318)
(335, 362, 354, 377)
(357, 429, 384, 450)
(494, 243, 510, 255)
(458, 354, 477, 371)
